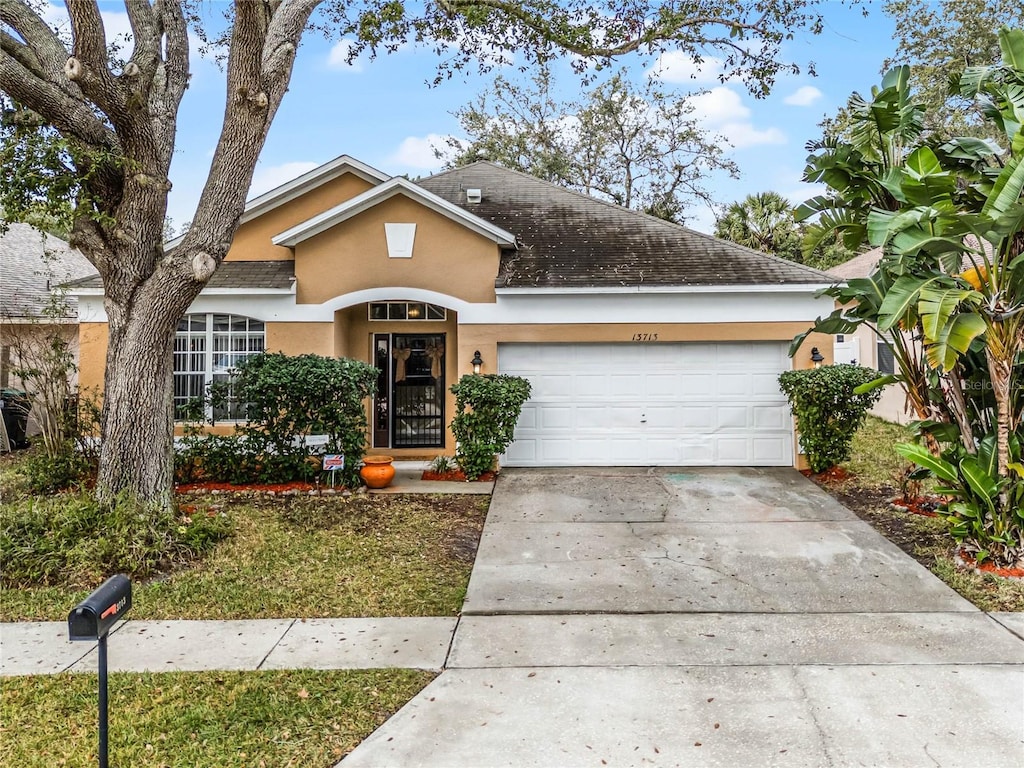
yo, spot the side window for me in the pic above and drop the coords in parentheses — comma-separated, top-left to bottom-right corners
(876, 338, 895, 375)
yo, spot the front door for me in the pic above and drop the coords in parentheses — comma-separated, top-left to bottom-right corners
(372, 333, 446, 448)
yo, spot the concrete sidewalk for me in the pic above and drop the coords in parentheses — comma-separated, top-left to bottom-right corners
(340, 467, 1024, 767)
(0, 617, 457, 676)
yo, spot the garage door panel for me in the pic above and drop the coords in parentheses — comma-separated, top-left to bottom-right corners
(753, 405, 787, 429)
(499, 342, 793, 467)
(679, 373, 715, 398)
(717, 405, 749, 429)
(538, 406, 573, 429)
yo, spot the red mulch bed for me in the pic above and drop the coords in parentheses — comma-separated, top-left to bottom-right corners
(889, 495, 942, 517)
(421, 470, 497, 482)
(956, 549, 1024, 579)
(800, 466, 853, 484)
(176, 480, 317, 494)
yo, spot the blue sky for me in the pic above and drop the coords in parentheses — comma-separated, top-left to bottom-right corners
(71, 2, 906, 234)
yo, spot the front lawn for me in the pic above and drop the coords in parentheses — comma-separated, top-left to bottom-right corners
(0, 668, 433, 767)
(1, 493, 488, 621)
(820, 416, 1024, 612)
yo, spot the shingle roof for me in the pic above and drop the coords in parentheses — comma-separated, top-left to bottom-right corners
(416, 162, 833, 288)
(0, 223, 96, 319)
(67, 260, 295, 291)
(828, 247, 882, 280)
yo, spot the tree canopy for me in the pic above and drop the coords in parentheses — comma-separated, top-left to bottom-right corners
(441, 66, 737, 223)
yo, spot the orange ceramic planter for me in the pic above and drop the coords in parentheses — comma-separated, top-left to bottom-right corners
(359, 456, 395, 489)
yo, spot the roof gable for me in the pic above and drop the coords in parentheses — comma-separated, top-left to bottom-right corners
(165, 155, 389, 252)
(272, 176, 517, 248)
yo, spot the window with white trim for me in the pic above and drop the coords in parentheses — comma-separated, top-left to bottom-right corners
(173, 314, 265, 420)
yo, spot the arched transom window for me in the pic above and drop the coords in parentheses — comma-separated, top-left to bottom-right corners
(173, 313, 265, 420)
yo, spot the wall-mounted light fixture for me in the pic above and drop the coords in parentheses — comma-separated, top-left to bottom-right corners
(471, 350, 484, 375)
(810, 347, 824, 368)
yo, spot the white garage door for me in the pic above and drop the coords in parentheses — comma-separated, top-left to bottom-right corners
(499, 342, 793, 466)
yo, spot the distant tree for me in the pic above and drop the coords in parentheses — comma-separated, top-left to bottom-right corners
(883, 0, 1019, 141)
(715, 191, 854, 270)
(820, 0, 1018, 144)
(715, 192, 802, 261)
(441, 67, 738, 223)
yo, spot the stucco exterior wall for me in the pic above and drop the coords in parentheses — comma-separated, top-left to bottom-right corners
(293, 196, 502, 306)
(226, 173, 375, 262)
(265, 322, 333, 357)
(77, 322, 108, 397)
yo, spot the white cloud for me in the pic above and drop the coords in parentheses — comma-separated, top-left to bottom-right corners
(688, 87, 750, 125)
(718, 123, 786, 149)
(686, 87, 786, 149)
(326, 39, 364, 72)
(248, 161, 319, 197)
(648, 51, 732, 85)
(784, 86, 823, 107)
(387, 135, 452, 171)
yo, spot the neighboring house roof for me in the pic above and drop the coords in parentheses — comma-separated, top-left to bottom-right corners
(0, 222, 97, 320)
(417, 162, 834, 289)
(68, 260, 295, 293)
(828, 247, 882, 280)
(272, 176, 517, 248)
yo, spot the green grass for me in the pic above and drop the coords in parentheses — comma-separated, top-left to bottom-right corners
(1, 494, 488, 621)
(843, 415, 918, 490)
(0, 668, 433, 767)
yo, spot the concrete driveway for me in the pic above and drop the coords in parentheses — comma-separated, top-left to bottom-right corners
(341, 468, 1024, 767)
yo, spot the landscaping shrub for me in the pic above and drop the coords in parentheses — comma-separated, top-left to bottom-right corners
(450, 374, 532, 480)
(174, 353, 377, 489)
(779, 364, 883, 473)
(0, 492, 232, 588)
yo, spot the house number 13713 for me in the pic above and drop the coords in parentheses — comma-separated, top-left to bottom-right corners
(631, 333, 659, 341)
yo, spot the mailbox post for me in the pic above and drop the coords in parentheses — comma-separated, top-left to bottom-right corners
(68, 575, 132, 768)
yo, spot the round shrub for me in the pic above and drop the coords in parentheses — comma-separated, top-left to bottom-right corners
(778, 364, 884, 473)
(450, 374, 532, 480)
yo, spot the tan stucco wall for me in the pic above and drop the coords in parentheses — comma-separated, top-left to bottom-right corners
(265, 322, 334, 357)
(293, 196, 502, 306)
(225, 173, 376, 262)
(77, 322, 108, 396)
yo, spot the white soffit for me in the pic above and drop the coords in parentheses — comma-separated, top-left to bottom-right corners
(271, 177, 517, 248)
(385, 223, 416, 258)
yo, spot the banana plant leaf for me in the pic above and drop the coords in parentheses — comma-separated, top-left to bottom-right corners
(925, 313, 987, 371)
(958, 456, 998, 515)
(919, 286, 975, 340)
(895, 442, 959, 484)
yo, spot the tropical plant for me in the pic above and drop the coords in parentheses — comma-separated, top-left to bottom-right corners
(796, 65, 926, 258)
(796, 27, 1024, 566)
(450, 374, 532, 480)
(778, 365, 883, 473)
(715, 192, 803, 261)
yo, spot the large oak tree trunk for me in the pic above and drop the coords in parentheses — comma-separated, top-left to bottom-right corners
(98, 307, 177, 507)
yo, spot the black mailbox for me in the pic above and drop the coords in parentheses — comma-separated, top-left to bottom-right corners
(68, 574, 132, 641)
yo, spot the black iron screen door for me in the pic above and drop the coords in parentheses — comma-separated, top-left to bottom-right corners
(376, 333, 445, 448)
